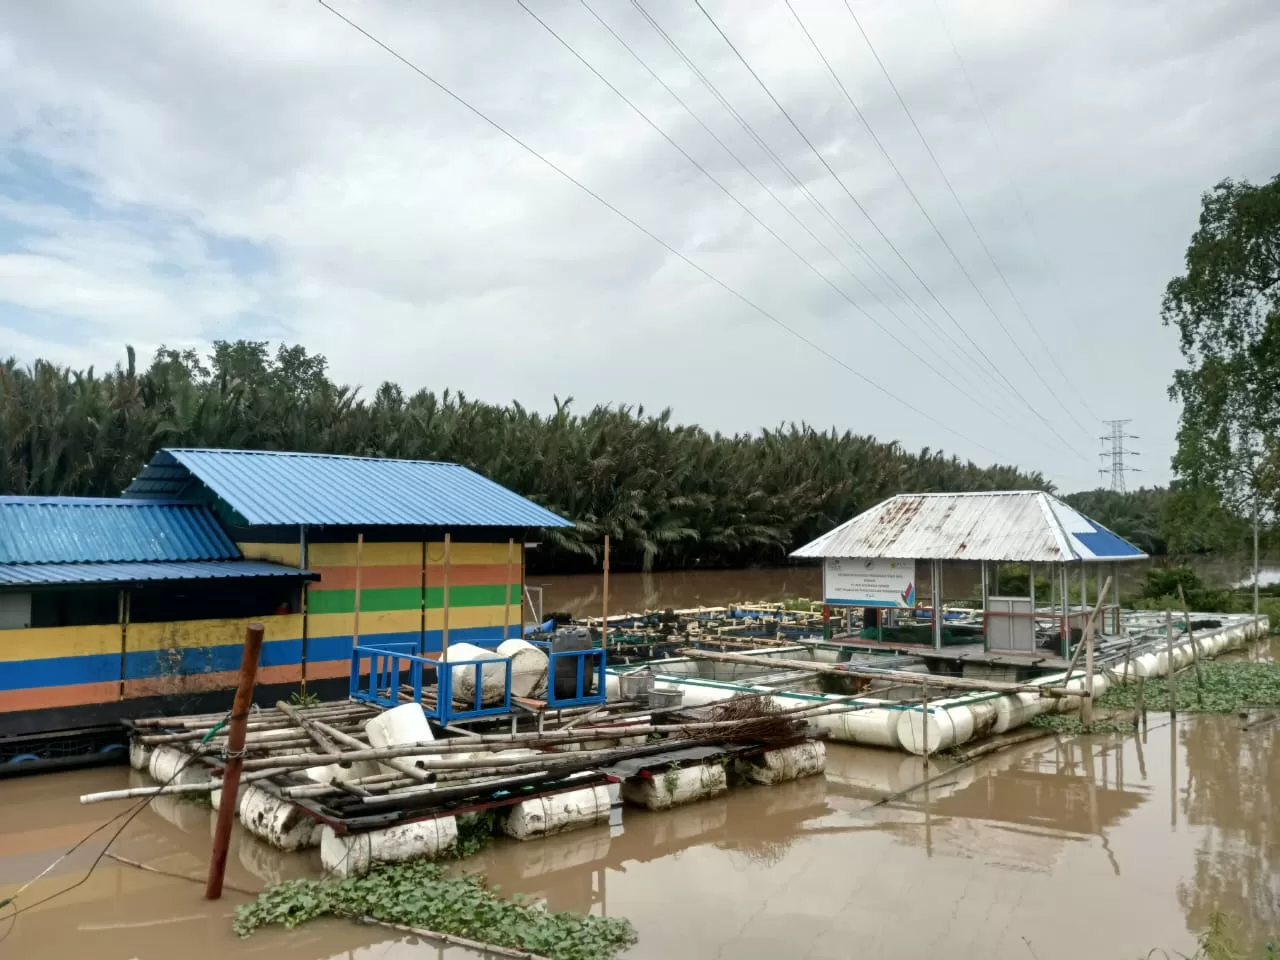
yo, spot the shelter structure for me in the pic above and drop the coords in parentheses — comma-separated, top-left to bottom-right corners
(790, 491, 1147, 657)
(0, 449, 571, 747)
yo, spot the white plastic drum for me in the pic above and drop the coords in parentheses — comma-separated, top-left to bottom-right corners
(497, 638, 549, 698)
(365, 702, 435, 776)
(444, 642, 509, 706)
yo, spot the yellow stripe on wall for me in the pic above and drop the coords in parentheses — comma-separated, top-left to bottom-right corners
(0, 624, 120, 662)
(126, 615, 304, 652)
(308, 541, 422, 567)
(237, 542, 303, 566)
(426, 542, 522, 566)
(427, 605, 511, 630)
(307, 610, 423, 639)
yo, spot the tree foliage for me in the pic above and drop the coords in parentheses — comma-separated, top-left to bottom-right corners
(0, 341, 1048, 572)
(1164, 174, 1280, 524)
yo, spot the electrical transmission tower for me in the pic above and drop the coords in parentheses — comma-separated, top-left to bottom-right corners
(1098, 419, 1140, 492)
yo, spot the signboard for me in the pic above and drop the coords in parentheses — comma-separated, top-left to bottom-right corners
(823, 557, 916, 608)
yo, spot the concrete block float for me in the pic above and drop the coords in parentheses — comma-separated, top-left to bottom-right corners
(238, 784, 322, 851)
(505, 784, 614, 840)
(742, 740, 827, 785)
(622, 763, 728, 811)
(320, 817, 458, 878)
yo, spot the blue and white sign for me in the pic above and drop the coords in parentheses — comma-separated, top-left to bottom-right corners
(824, 557, 916, 608)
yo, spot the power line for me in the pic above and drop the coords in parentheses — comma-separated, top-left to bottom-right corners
(837, 0, 1096, 439)
(312, 0, 996, 455)
(518, 0, 1032, 437)
(1098, 419, 1140, 492)
(605, 0, 1037, 431)
(928, 0, 1100, 421)
(691, 0, 1091, 463)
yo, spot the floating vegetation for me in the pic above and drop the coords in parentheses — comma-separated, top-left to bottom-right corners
(233, 861, 637, 960)
(1143, 910, 1278, 960)
(1028, 714, 1137, 736)
(1099, 661, 1280, 715)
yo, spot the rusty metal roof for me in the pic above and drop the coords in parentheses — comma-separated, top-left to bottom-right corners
(790, 491, 1146, 563)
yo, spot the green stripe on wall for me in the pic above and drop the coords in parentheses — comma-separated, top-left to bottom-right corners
(426, 584, 519, 609)
(307, 584, 520, 615)
(307, 586, 421, 615)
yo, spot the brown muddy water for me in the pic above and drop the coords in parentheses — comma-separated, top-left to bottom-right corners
(534, 557, 1277, 619)
(4, 713, 1277, 959)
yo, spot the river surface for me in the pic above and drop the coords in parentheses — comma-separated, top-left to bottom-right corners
(533, 558, 1279, 619)
(4, 707, 1277, 959)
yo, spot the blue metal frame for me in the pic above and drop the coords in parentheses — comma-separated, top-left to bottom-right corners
(530, 642, 607, 709)
(349, 643, 513, 724)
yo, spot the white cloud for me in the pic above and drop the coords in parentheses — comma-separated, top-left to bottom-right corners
(1, 0, 1278, 489)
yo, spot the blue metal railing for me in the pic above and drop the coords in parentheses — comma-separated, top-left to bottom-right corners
(530, 642, 607, 709)
(350, 643, 513, 724)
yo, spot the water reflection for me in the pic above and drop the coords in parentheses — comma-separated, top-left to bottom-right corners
(1177, 716, 1280, 952)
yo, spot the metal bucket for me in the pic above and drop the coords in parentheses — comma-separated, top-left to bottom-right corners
(619, 668, 656, 700)
(647, 688, 683, 710)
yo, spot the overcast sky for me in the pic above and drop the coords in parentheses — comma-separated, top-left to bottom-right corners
(2, 0, 1277, 491)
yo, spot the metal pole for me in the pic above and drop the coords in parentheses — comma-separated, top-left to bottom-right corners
(1112, 561, 1120, 634)
(932, 560, 942, 650)
(602, 535, 611, 651)
(206, 621, 265, 900)
(1253, 495, 1260, 622)
(980, 560, 989, 643)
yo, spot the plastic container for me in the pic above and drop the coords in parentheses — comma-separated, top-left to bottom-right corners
(444, 642, 510, 706)
(497, 637, 549, 698)
(364, 702, 435, 776)
(551, 627, 595, 700)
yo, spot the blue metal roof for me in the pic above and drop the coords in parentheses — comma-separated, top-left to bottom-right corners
(0, 497, 239, 564)
(0, 559, 315, 587)
(123, 449, 573, 528)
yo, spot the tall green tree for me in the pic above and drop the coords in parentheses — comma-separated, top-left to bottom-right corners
(1164, 174, 1280, 540)
(0, 340, 1050, 573)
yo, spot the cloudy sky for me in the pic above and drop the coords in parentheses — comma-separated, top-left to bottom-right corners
(2, 0, 1277, 490)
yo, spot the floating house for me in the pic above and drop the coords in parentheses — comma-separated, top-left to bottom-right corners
(0, 449, 571, 752)
(791, 490, 1148, 659)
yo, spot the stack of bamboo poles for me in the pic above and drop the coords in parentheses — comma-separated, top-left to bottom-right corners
(88, 695, 879, 812)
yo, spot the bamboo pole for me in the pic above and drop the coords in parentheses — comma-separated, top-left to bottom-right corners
(1082, 593, 1096, 726)
(206, 622, 264, 900)
(677, 648, 1082, 698)
(504, 537, 514, 643)
(442, 533, 452, 661)
(80, 766, 293, 804)
(602, 535, 610, 652)
(1062, 576, 1112, 688)
(359, 918, 551, 960)
(276, 700, 345, 755)
(310, 718, 433, 783)
(1177, 584, 1205, 707)
(1166, 610, 1177, 721)
(352, 532, 365, 647)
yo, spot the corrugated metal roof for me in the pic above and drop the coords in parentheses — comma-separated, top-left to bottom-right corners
(123, 449, 573, 528)
(0, 497, 239, 564)
(0, 559, 315, 587)
(790, 491, 1147, 563)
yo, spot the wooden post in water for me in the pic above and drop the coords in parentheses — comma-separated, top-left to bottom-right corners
(352, 533, 364, 647)
(601, 535, 611, 652)
(921, 692, 929, 772)
(206, 621, 265, 900)
(1177, 584, 1204, 707)
(1165, 610, 1177, 721)
(1082, 603, 1096, 727)
(503, 538, 514, 643)
(442, 533, 452, 661)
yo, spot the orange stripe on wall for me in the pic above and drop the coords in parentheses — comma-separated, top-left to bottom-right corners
(310, 565, 422, 591)
(306, 659, 356, 681)
(0, 681, 120, 713)
(121, 664, 303, 699)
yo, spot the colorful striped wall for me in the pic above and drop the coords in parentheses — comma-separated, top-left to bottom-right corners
(0, 614, 303, 714)
(0, 537, 524, 718)
(300, 539, 523, 680)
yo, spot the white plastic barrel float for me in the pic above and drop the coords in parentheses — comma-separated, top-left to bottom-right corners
(238, 784, 322, 851)
(497, 637, 549, 698)
(444, 642, 510, 706)
(320, 817, 457, 877)
(364, 701, 435, 776)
